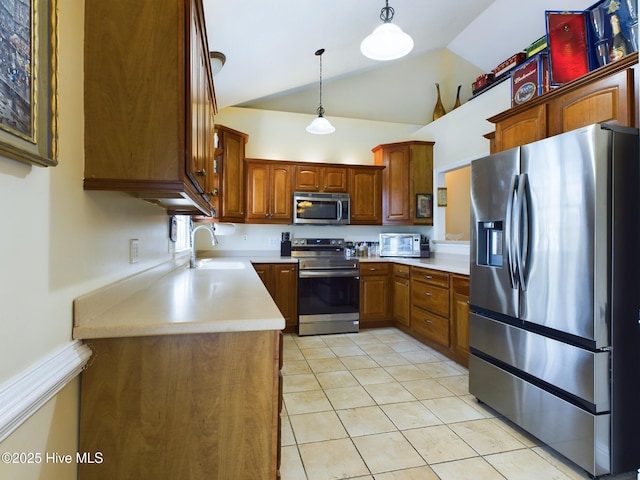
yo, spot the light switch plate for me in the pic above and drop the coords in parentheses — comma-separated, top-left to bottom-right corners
(129, 238, 140, 264)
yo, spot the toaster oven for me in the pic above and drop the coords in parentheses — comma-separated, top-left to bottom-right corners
(379, 233, 430, 258)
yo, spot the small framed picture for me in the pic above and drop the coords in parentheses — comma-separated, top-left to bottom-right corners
(437, 188, 448, 207)
(416, 193, 432, 219)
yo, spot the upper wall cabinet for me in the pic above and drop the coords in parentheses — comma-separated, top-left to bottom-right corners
(489, 53, 637, 153)
(293, 164, 348, 193)
(84, 0, 216, 216)
(373, 141, 434, 226)
(211, 125, 248, 223)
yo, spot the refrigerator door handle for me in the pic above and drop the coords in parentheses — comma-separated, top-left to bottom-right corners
(505, 174, 519, 289)
(516, 173, 530, 291)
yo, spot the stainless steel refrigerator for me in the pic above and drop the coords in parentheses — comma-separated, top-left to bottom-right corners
(469, 124, 640, 478)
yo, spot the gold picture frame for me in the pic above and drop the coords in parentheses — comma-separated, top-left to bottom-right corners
(437, 187, 448, 207)
(0, 0, 58, 167)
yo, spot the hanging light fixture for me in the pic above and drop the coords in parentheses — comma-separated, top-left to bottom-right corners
(306, 48, 335, 135)
(361, 0, 414, 61)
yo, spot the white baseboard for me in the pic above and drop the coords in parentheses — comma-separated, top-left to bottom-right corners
(0, 340, 92, 442)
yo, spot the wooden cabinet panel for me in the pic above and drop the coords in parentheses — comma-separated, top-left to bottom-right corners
(411, 306, 449, 348)
(78, 331, 281, 479)
(393, 274, 410, 327)
(254, 263, 298, 331)
(548, 69, 634, 135)
(246, 160, 292, 223)
(373, 141, 434, 226)
(450, 275, 469, 366)
(495, 104, 547, 151)
(84, 0, 215, 216)
(411, 282, 450, 319)
(212, 125, 248, 222)
(293, 165, 348, 193)
(349, 166, 383, 225)
(360, 262, 391, 323)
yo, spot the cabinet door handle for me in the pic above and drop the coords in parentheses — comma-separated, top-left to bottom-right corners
(404, 282, 409, 286)
(196, 169, 206, 177)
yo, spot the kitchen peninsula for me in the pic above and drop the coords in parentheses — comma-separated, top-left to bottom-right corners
(73, 258, 289, 479)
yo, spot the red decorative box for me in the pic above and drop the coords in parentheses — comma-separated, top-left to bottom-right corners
(472, 73, 494, 93)
(545, 11, 591, 85)
(511, 53, 550, 106)
(492, 52, 527, 78)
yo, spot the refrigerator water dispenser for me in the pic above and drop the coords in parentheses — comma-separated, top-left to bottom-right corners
(477, 221, 503, 267)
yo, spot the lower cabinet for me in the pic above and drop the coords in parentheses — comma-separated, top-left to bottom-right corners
(78, 331, 283, 480)
(254, 262, 298, 332)
(392, 264, 411, 327)
(359, 262, 392, 327)
(391, 264, 470, 366)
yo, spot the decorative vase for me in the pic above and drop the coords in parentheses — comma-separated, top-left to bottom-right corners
(432, 83, 446, 121)
(453, 85, 462, 109)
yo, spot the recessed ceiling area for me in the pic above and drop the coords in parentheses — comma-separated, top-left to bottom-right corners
(203, 0, 596, 125)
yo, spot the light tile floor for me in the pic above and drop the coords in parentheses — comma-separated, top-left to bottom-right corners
(280, 327, 638, 480)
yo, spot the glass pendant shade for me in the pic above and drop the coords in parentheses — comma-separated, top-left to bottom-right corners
(361, 22, 414, 61)
(306, 115, 335, 134)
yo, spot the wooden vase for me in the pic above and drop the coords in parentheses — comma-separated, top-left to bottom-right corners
(433, 83, 446, 121)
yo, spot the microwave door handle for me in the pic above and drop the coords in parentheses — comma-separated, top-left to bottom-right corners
(337, 200, 342, 221)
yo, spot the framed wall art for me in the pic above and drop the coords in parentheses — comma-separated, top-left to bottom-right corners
(416, 193, 432, 219)
(437, 187, 448, 207)
(0, 0, 58, 167)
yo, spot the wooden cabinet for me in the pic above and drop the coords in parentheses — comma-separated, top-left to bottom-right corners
(450, 275, 470, 367)
(293, 164, 348, 192)
(392, 264, 411, 327)
(84, 0, 216, 216)
(254, 263, 298, 331)
(410, 266, 450, 349)
(211, 125, 248, 222)
(349, 166, 384, 225)
(78, 331, 282, 479)
(359, 262, 391, 326)
(246, 159, 293, 223)
(489, 53, 637, 153)
(373, 141, 434, 226)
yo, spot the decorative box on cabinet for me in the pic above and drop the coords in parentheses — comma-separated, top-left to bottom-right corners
(211, 125, 248, 222)
(293, 164, 348, 193)
(372, 141, 434, 226)
(84, 0, 216, 216)
(359, 263, 392, 326)
(348, 166, 384, 225)
(489, 52, 637, 152)
(245, 159, 293, 224)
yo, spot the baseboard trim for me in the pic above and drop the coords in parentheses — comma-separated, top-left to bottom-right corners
(0, 340, 92, 442)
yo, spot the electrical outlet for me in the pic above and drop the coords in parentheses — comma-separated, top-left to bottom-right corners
(129, 238, 140, 264)
(243, 234, 248, 241)
(268, 237, 278, 246)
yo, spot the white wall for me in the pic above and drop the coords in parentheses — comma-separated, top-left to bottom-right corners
(0, 3, 174, 478)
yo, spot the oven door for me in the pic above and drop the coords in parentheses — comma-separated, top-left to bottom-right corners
(298, 268, 359, 336)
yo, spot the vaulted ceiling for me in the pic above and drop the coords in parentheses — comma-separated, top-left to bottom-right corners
(203, 0, 596, 125)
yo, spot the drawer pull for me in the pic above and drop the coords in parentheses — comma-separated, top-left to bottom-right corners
(423, 292, 432, 296)
(369, 267, 376, 271)
(424, 275, 432, 279)
(423, 319, 432, 324)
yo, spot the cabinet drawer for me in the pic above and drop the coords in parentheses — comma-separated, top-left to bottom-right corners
(411, 306, 449, 347)
(393, 264, 410, 278)
(360, 262, 391, 276)
(411, 267, 449, 288)
(411, 281, 449, 318)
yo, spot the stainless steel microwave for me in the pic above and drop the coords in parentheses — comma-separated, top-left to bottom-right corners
(379, 233, 430, 257)
(293, 192, 350, 225)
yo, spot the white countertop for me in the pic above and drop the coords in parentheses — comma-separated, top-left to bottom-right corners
(73, 252, 469, 340)
(73, 259, 285, 340)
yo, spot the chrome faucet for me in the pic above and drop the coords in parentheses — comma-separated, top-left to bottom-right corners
(190, 222, 218, 268)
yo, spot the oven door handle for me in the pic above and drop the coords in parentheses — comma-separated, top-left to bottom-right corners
(299, 269, 360, 278)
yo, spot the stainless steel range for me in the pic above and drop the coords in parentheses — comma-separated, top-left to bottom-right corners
(293, 238, 360, 336)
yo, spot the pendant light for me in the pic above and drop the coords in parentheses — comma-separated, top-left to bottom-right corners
(361, 0, 414, 61)
(306, 48, 335, 134)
